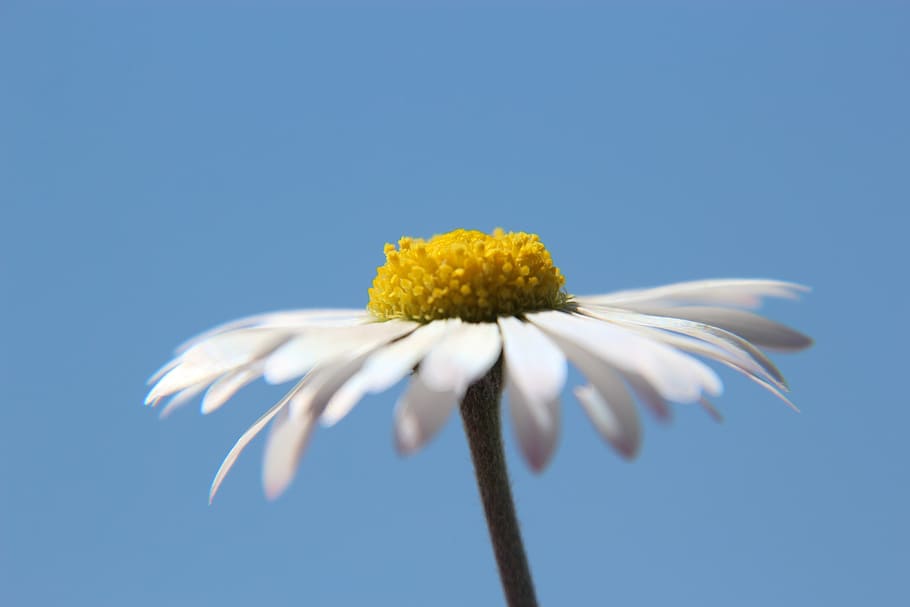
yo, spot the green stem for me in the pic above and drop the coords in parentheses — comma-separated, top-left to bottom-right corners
(459, 361, 539, 607)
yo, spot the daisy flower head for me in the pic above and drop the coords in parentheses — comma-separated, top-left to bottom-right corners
(146, 228, 812, 502)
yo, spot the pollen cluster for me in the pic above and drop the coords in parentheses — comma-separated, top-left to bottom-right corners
(368, 228, 568, 323)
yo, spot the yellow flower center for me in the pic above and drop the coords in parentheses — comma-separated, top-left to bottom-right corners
(368, 228, 568, 323)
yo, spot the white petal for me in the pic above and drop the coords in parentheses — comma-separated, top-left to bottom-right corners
(261, 404, 317, 501)
(596, 315, 802, 412)
(506, 378, 561, 472)
(147, 357, 180, 386)
(522, 313, 642, 455)
(263, 321, 417, 385)
(623, 305, 812, 351)
(573, 382, 640, 459)
(262, 353, 378, 499)
(201, 366, 261, 414)
(321, 320, 456, 427)
(623, 372, 671, 421)
(577, 279, 808, 310)
(529, 311, 720, 404)
(418, 321, 502, 395)
(394, 373, 458, 455)
(745, 374, 800, 412)
(152, 311, 374, 403)
(262, 334, 347, 384)
(583, 306, 785, 390)
(498, 317, 566, 472)
(209, 377, 309, 502)
(146, 329, 289, 403)
(498, 317, 566, 424)
(178, 309, 372, 353)
(158, 383, 207, 418)
(534, 327, 641, 457)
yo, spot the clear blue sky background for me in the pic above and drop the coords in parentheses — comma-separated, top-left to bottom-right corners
(2, 3, 907, 606)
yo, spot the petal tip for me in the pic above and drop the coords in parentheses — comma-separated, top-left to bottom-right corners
(699, 398, 724, 423)
(262, 466, 293, 501)
(394, 412, 420, 455)
(615, 438, 640, 460)
(521, 446, 555, 474)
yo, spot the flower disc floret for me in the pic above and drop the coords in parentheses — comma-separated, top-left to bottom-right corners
(368, 228, 568, 322)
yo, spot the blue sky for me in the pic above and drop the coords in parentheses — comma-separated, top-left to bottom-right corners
(2, 3, 907, 606)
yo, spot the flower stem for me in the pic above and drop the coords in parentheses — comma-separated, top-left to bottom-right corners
(459, 361, 539, 607)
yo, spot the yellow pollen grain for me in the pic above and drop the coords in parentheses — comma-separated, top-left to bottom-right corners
(368, 228, 568, 323)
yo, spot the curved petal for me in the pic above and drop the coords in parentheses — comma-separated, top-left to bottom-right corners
(506, 380, 561, 472)
(573, 382, 640, 459)
(618, 305, 812, 352)
(178, 309, 372, 353)
(577, 279, 808, 310)
(499, 316, 566, 472)
(418, 321, 502, 396)
(522, 313, 644, 456)
(263, 321, 417, 384)
(147, 329, 289, 404)
(623, 372, 671, 421)
(498, 317, 566, 423)
(541, 331, 641, 458)
(261, 402, 317, 500)
(210, 330, 405, 502)
(528, 311, 721, 404)
(599, 318, 802, 412)
(262, 353, 380, 499)
(209, 376, 309, 502)
(201, 366, 261, 414)
(147, 311, 387, 408)
(579, 306, 786, 390)
(321, 319, 456, 427)
(158, 383, 207, 418)
(394, 373, 458, 455)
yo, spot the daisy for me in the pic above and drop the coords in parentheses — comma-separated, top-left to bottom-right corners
(146, 228, 810, 606)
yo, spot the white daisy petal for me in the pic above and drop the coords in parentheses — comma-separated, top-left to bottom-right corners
(622, 372, 671, 421)
(146, 329, 290, 404)
(506, 378, 561, 472)
(581, 306, 786, 390)
(627, 324, 786, 395)
(263, 353, 381, 499)
(525, 323, 641, 458)
(394, 373, 459, 455)
(201, 366, 262, 414)
(623, 305, 812, 352)
(529, 311, 721, 404)
(262, 333, 348, 385)
(745, 374, 800, 413)
(574, 382, 640, 459)
(262, 404, 318, 501)
(321, 319, 457, 427)
(498, 317, 566, 421)
(652, 327, 800, 411)
(498, 316, 566, 471)
(151, 311, 374, 405)
(178, 309, 371, 353)
(158, 383, 207, 419)
(578, 279, 808, 310)
(209, 377, 309, 503)
(263, 321, 418, 385)
(147, 357, 180, 386)
(418, 321, 502, 396)
(582, 310, 803, 412)
(211, 330, 413, 502)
